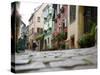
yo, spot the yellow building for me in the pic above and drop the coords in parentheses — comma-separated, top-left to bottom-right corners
(66, 5, 97, 48)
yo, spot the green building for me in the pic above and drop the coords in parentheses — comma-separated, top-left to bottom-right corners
(43, 4, 54, 50)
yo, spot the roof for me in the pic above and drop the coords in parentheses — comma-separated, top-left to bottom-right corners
(28, 3, 44, 21)
(21, 20, 26, 26)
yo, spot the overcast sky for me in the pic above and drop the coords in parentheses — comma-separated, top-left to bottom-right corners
(19, 2, 42, 26)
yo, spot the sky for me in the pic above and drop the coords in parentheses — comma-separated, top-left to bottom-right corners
(19, 2, 42, 26)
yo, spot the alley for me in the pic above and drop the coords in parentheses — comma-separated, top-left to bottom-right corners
(11, 2, 97, 73)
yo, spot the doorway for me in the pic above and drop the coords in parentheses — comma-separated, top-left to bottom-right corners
(70, 35, 75, 48)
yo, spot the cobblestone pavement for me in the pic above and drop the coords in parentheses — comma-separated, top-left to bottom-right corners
(13, 46, 97, 73)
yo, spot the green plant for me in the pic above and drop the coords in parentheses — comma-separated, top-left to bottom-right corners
(56, 32, 66, 41)
(78, 33, 95, 48)
(60, 43, 66, 49)
(90, 23, 96, 39)
(78, 22, 96, 48)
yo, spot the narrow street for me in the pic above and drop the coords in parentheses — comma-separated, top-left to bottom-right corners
(12, 46, 97, 73)
(11, 2, 97, 73)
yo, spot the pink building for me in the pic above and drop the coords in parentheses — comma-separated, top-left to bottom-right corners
(53, 5, 68, 38)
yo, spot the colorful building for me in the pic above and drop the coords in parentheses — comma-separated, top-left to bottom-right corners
(43, 4, 54, 50)
(52, 4, 68, 49)
(28, 4, 47, 50)
(66, 5, 97, 48)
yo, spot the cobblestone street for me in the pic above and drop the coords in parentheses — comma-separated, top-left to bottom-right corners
(12, 46, 97, 73)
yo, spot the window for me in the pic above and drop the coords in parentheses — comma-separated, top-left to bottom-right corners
(64, 18, 67, 27)
(37, 17, 40, 22)
(37, 28, 43, 33)
(70, 5, 76, 24)
(84, 7, 97, 33)
(62, 22, 65, 30)
(37, 28, 40, 33)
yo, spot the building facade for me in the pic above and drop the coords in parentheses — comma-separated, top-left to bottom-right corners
(43, 4, 54, 50)
(28, 4, 47, 50)
(66, 5, 97, 48)
(28, 4, 97, 50)
(52, 4, 68, 49)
